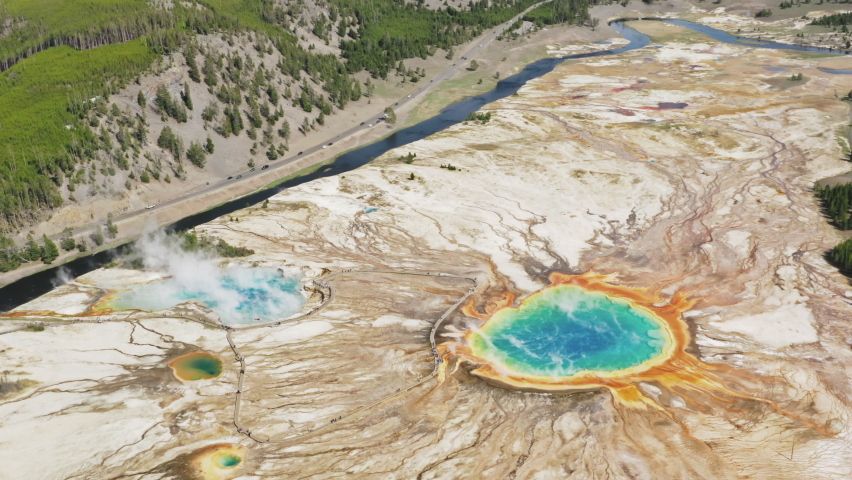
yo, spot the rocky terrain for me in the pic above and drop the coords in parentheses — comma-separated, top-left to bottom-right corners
(4, 14, 852, 479)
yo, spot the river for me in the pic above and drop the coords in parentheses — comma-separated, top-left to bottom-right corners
(0, 18, 845, 312)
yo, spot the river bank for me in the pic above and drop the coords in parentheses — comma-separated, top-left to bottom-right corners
(0, 4, 550, 291)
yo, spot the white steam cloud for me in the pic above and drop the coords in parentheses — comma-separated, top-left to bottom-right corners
(51, 266, 75, 288)
(117, 230, 305, 325)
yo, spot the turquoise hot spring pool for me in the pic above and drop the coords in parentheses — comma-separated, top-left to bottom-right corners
(469, 285, 671, 379)
(112, 267, 304, 325)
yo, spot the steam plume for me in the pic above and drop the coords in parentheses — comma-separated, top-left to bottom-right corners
(117, 230, 305, 324)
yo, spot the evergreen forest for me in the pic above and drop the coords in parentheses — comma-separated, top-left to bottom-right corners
(814, 182, 852, 271)
(0, 0, 598, 276)
(814, 182, 852, 230)
(811, 12, 852, 27)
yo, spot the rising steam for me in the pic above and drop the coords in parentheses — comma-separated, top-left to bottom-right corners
(51, 266, 75, 288)
(114, 230, 305, 324)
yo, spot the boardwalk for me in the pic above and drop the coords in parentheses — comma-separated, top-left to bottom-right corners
(3, 267, 478, 445)
(224, 269, 477, 444)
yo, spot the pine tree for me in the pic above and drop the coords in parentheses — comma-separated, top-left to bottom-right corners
(182, 83, 193, 110)
(107, 215, 118, 238)
(187, 142, 207, 168)
(203, 54, 218, 86)
(137, 91, 146, 108)
(186, 49, 201, 83)
(60, 230, 76, 251)
(41, 234, 59, 264)
(0, 234, 21, 272)
(384, 107, 397, 124)
(278, 120, 291, 139)
(91, 227, 105, 247)
(24, 233, 42, 262)
(300, 90, 313, 112)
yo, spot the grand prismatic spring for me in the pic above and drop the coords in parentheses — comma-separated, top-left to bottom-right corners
(467, 283, 673, 381)
(461, 272, 702, 399)
(461, 273, 834, 434)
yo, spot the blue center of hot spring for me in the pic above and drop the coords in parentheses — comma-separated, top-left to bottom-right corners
(469, 285, 669, 378)
(113, 268, 304, 325)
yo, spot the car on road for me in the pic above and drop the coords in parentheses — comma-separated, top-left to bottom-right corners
(322, 145, 327, 149)
(262, 165, 269, 170)
(236, 175, 242, 179)
(407, 95, 411, 98)
(368, 124, 373, 127)
(146, 205, 155, 209)
(452, 63, 455, 66)
(328, 142, 333, 146)
(360, 122, 365, 125)
(228, 176, 233, 180)
(250, 167, 255, 172)
(394, 102, 398, 106)
(298, 151, 303, 155)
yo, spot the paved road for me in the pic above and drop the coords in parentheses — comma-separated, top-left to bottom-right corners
(51, 1, 548, 244)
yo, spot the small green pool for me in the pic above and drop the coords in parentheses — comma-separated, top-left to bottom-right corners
(168, 352, 223, 381)
(213, 452, 242, 468)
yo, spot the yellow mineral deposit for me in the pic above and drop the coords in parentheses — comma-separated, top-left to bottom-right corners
(189, 444, 246, 480)
(457, 272, 833, 438)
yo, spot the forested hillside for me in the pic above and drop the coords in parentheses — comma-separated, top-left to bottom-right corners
(0, 0, 596, 272)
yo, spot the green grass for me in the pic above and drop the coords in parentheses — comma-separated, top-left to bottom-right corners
(337, 0, 542, 76)
(522, 0, 590, 26)
(2, 0, 150, 31)
(0, 0, 167, 65)
(0, 40, 157, 230)
(405, 73, 498, 126)
(260, 160, 333, 191)
(785, 52, 837, 60)
(0, 41, 155, 159)
(837, 127, 851, 155)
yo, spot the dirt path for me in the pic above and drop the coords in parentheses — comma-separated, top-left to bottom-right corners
(4, 268, 479, 446)
(223, 269, 477, 444)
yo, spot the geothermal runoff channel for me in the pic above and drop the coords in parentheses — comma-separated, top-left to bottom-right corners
(4, 15, 852, 444)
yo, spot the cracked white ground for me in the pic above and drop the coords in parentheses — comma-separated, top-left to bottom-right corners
(4, 18, 852, 480)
